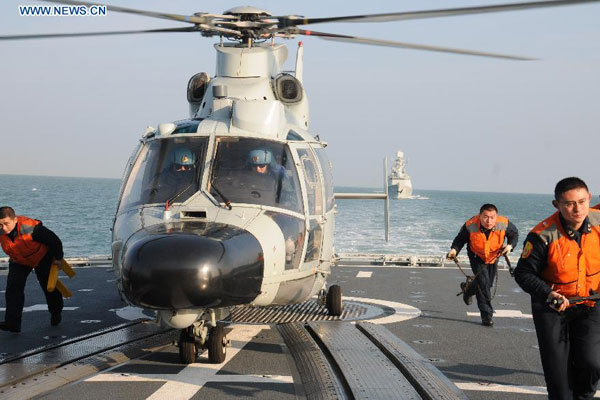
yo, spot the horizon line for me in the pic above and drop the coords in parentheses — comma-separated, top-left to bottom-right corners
(0, 173, 552, 196)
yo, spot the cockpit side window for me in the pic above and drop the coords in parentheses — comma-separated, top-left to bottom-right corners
(118, 137, 208, 211)
(313, 147, 335, 212)
(210, 138, 303, 214)
(297, 149, 323, 216)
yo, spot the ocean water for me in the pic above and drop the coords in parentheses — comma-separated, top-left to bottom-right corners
(0, 175, 121, 257)
(0, 175, 556, 257)
(334, 187, 554, 255)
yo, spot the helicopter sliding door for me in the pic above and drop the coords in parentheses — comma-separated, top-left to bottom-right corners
(312, 146, 335, 271)
(293, 145, 325, 272)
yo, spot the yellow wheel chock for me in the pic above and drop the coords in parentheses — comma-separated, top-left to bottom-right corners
(47, 259, 76, 298)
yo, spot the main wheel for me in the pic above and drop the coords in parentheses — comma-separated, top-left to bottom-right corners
(326, 285, 343, 316)
(179, 329, 197, 364)
(207, 323, 227, 364)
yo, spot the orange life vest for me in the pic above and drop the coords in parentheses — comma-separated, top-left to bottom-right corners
(532, 210, 600, 306)
(0, 216, 48, 268)
(465, 214, 509, 263)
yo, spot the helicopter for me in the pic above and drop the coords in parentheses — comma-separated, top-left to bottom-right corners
(2, 0, 599, 364)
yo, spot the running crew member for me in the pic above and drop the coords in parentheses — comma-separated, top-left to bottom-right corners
(447, 203, 518, 327)
(0, 206, 64, 333)
(514, 177, 600, 400)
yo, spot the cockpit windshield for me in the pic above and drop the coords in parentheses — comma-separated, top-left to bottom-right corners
(119, 137, 208, 210)
(210, 138, 303, 214)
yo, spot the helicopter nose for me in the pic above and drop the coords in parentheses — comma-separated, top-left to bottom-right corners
(121, 221, 264, 310)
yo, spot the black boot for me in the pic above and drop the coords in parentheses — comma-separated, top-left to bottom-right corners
(50, 313, 61, 326)
(0, 321, 21, 333)
(481, 316, 494, 327)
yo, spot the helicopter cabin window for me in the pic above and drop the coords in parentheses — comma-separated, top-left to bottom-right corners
(303, 219, 322, 263)
(210, 138, 303, 214)
(297, 149, 323, 216)
(312, 147, 335, 212)
(119, 137, 208, 210)
(266, 212, 305, 270)
(286, 130, 304, 141)
(173, 119, 202, 134)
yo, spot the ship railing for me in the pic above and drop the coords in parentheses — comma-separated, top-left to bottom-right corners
(0, 253, 519, 270)
(334, 252, 518, 269)
(0, 255, 112, 269)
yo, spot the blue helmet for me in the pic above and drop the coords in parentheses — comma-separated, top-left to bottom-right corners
(248, 148, 273, 166)
(171, 147, 195, 166)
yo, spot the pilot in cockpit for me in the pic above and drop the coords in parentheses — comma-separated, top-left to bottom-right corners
(248, 148, 285, 177)
(150, 147, 197, 203)
(246, 148, 296, 206)
(170, 147, 196, 173)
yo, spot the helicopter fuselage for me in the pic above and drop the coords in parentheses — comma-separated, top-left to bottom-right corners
(111, 42, 336, 329)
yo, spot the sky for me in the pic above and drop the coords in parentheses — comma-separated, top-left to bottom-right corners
(1, 0, 599, 195)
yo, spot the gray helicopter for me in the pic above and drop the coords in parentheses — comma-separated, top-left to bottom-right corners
(3, 0, 599, 364)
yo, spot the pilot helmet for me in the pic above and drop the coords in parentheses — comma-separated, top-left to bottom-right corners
(248, 148, 273, 166)
(171, 147, 196, 170)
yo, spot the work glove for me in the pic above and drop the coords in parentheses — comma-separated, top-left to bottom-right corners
(446, 248, 457, 260)
(501, 244, 513, 256)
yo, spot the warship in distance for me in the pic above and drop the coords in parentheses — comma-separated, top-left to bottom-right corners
(389, 150, 413, 199)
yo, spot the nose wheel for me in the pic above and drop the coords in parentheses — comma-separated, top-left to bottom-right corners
(178, 328, 198, 364)
(177, 323, 229, 364)
(207, 323, 227, 364)
(326, 284, 343, 316)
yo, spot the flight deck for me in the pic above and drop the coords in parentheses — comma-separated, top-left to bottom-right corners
(1, 262, 597, 399)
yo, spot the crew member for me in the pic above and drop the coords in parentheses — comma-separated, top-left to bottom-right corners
(247, 148, 293, 204)
(248, 148, 286, 178)
(514, 177, 600, 399)
(0, 206, 64, 333)
(151, 147, 197, 203)
(447, 204, 518, 326)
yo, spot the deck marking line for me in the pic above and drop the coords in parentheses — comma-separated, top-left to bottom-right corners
(87, 324, 271, 400)
(87, 373, 293, 384)
(0, 305, 79, 312)
(467, 310, 532, 319)
(111, 305, 154, 321)
(356, 271, 372, 278)
(455, 382, 600, 396)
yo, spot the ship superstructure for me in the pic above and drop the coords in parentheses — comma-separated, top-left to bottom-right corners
(389, 150, 412, 199)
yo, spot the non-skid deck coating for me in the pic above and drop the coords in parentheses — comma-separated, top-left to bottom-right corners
(0, 264, 586, 399)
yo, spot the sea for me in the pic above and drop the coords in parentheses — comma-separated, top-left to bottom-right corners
(0, 174, 556, 258)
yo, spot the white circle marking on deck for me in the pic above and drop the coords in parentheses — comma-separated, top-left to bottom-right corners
(343, 296, 420, 324)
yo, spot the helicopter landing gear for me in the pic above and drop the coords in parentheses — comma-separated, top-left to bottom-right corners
(176, 309, 230, 364)
(207, 323, 227, 364)
(178, 327, 198, 364)
(326, 284, 343, 316)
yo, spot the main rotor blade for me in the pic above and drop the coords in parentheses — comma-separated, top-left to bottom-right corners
(295, 29, 535, 60)
(277, 0, 600, 26)
(0, 27, 197, 41)
(34, 0, 232, 24)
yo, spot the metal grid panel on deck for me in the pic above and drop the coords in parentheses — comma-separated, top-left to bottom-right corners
(357, 322, 468, 400)
(230, 300, 367, 324)
(278, 323, 347, 400)
(0, 321, 172, 391)
(308, 322, 422, 400)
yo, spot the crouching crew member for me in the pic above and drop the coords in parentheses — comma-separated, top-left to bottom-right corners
(447, 203, 518, 327)
(0, 206, 64, 333)
(514, 177, 600, 400)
